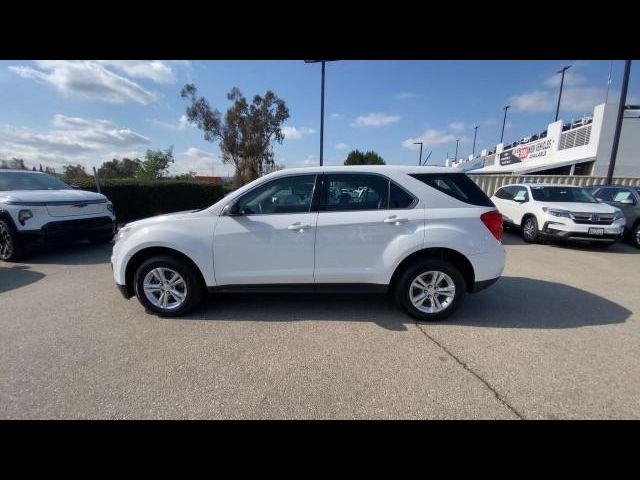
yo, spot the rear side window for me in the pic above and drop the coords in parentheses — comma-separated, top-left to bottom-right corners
(410, 173, 494, 207)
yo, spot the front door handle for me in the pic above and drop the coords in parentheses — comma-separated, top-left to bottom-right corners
(288, 222, 311, 231)
(384, 216, 408, 225)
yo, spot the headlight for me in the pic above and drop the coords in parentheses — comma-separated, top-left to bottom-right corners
(116, 225, 134, 242)
(542, 207, 571, 218)
(614, 210, 625, 221)
(18, 209, 33, 225)
(106, 203, 115, 214)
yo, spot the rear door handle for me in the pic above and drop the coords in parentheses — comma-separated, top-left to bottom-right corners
(288, 222, 311, 231)
(384, 216, 408, 224)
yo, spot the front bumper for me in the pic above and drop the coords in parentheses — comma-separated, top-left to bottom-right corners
(18, 216, 115, 243)
(540, 219, 624, 243)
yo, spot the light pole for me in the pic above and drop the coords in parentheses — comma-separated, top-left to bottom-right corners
(305, 60, 337, 166)
(413, 142, 423, 166)
(500, 105, 510, 144)
(472, 125, 479, 158)
(606, 60, 632, 185)
(454, 139, 459, 161)
(555, 65, 572, 122)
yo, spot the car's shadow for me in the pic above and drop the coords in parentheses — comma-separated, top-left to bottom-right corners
(181, 276, 631, 331)
(0, 265, 45, 294)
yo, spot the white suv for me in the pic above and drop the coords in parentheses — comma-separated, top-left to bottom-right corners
(0, 169, 115, 261)
(491, 183, 625, 247)
(111, 166, 505, 321)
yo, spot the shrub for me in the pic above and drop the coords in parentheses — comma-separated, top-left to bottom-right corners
(72, 178, 225, 223)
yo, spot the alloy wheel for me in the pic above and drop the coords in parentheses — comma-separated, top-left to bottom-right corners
(409, 270, 456, 314)
(142, 267, 188, 311)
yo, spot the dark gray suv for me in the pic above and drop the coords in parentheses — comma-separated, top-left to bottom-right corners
(588, 185, 640, 248)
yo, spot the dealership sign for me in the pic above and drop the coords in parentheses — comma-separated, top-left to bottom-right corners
(500, 138, 554, 166)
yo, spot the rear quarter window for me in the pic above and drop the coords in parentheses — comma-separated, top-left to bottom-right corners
(410, 173, 494, 207)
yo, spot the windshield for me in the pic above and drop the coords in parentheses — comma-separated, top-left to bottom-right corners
(0, 171, 72, 191)
(530, 186, 598, 203)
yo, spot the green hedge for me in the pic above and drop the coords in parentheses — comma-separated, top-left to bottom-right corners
(72, 179, 225, 223)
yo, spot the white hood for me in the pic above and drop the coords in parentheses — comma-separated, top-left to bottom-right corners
(0, 189, 107, 204)
(543, 202, 616, 214)
(124, 210, 196, 229)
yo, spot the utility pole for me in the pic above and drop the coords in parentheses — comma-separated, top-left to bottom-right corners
(500, 105, 510, 144)
(606, 60, 632, 185)
(555, 65, 572, 122)
(413, 142, 423, 166)
(454, 139, 459, 161)
(304, 60, 337, 166)
(472, 125, 479, 157)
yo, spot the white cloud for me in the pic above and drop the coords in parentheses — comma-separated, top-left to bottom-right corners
(96, 60, 175, 84)
(8, 60, 157, 104)
(295, 155, 316, 167)
(335, 143, 349, 150)
(509, 90, 556, 113)
(543, 64, 588, 88)
(510, 86, 608, 115)
(449, 121, 465, 131)
(0, 114, 151, 170)
(153, 115, 192, 131)
(394, 92, 417, 100)
(282, 126, 316, 140)
(402, 129, 464, 150)
(174, 147, 233, 177)
(330, 113, 342, 120)
(352, 113, 401, 127)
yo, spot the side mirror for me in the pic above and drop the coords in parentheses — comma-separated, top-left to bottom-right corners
(70, 184, 81, 190)
(514, 197, 527, 203)
(222, 201, 241, 216)
(620, 198, 635, 205)
(595, 198, 603, 202)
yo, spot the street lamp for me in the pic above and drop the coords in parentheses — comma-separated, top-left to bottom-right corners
(413, 142, 423, 166)
(500, 105, 510, 144)
(305, 60, 337, 166)
(555, 65, 572, 122)
(472, 125, 479, 158)
(454, 139, 460, 161)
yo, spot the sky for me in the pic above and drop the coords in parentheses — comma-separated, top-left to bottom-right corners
(0, 60, 638, 176)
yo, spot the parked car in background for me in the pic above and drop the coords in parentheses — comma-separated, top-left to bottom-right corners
(0, 169, 115, 261)
(587, 185, 640, 248)
(111, 166, 505, 321)
(491, 183, 625, 247)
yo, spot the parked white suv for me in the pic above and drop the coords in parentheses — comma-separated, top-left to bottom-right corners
(111, 166, 505, 321)
(491, 183, 625, 247)
(0, 169, 115, 261)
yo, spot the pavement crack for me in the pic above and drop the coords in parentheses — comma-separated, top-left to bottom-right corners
(414, 322, 524, 420)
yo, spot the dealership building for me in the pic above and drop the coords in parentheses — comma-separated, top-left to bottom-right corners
(448, 103, 640, 177)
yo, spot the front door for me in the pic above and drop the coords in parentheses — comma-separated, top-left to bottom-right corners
(213, 174, 318, 285)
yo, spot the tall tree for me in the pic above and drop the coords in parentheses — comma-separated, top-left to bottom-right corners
(62, 164, 91, 183)
(98, 157, 143, 178)
(138, 147, 174, 180)
(181, 84, 289, 187)
(344, 150, 386, 166)
(7, 158, 27, 170)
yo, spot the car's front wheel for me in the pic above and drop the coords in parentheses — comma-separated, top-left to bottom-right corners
(0, 220, 24, 262)
(395, 259, 466, 322)
(632, 224, 640, 249)
(133, 255, 205, 317)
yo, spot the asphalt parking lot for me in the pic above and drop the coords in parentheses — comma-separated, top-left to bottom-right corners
(1, 232, 639, 419)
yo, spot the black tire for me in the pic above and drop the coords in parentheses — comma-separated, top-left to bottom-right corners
(632, 224, 640, 249)
(0, 219, 24, 262)
(133, 255, 205, 317)
(394, 258, 466, 322)
(522, 216, 539, 243)
(87, 232, 114, 245)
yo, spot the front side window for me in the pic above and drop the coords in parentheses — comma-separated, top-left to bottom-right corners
(322, 174, 389, 211)
(513, 187, 529, 202)
(237, 175, 316, 215)
(530, 186, 597, 203)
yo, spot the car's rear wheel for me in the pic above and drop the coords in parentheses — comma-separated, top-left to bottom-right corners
(395, 259, 466, 322)
(0, 220, 24, 262)
(522, 216, 539, 243)
(133, 255, 205, 317)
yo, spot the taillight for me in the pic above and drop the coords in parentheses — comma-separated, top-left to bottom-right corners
(480, 210, 503, 242)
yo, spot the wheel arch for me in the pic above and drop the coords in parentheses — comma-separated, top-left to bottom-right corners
(123, 246, 207, 298)
(389, 247, 475, 293)
(0, 209, 18, 230)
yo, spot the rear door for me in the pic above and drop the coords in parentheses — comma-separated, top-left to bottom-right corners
(314, 173, 422, 284)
